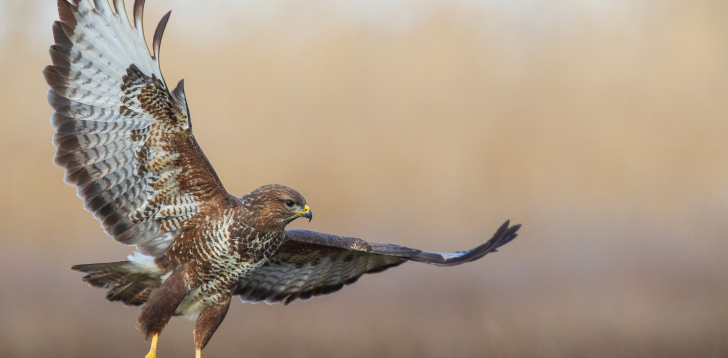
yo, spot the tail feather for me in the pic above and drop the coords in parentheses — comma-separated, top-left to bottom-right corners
(72, 261, 131, 288)
(72, 260, 165, 306)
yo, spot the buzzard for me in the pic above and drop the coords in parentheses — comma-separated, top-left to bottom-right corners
(44, 1, 521, 357)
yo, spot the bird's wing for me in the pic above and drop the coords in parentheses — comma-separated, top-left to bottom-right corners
(235, 221, 520, 305)
(45, 0, 238, 256)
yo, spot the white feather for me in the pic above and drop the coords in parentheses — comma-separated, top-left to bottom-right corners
(127, 251, 161, 272)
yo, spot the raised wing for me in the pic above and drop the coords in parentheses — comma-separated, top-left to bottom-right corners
(45, 0, 237, 256)
(235, 220, 520, 305)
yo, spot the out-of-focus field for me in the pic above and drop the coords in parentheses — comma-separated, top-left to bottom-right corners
(1, 0, 728, 357)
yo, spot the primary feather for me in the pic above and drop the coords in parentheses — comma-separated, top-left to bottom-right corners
(46, 0, 235, 256)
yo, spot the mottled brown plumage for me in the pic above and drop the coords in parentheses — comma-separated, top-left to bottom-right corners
(47, 0, 521, 356)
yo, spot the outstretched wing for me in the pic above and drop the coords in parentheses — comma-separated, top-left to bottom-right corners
(235, 221, 520, 305)
(44, 0, 238, 256)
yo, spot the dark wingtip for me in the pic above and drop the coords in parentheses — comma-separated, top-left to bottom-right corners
(51, 21, 73, 49)
(495, 221, 521, 248)
(152, 11, 171, 61)
(403, 219, 521, 266)
(112, 0, 126, 18)
(483, 220, 520, 252)
(133, 0, 145, 33)
(171, 78, 186, 106)
(43, 66, 67, 92)
(57, 0, 78, 31)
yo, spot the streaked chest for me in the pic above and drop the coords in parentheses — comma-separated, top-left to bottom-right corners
(167, 211, 286, 280)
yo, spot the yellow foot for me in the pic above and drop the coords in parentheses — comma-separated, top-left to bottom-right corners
(145, 334, 159, 358)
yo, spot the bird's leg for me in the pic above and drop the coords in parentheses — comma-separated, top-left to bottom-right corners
(193, 299, 231, 357)
(145, 334, 159, 358)
(138, 264, 191, 340)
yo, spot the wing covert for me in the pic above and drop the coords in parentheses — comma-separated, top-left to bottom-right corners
(234, 221, 520, 305)
(45, 0, 235, 256)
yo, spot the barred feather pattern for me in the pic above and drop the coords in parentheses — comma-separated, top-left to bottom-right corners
(72, 260, 164, 306)
(236, 241, 406, 305)
(235, 221, 520, 305)
(45, 0, 233, 256)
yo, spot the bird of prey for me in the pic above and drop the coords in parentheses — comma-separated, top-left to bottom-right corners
(44, 1, 521, 357)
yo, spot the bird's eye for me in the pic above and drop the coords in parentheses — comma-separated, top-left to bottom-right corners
(285, 200, 295, 207)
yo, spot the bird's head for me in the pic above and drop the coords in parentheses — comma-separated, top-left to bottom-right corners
(245, 184, 312, 225)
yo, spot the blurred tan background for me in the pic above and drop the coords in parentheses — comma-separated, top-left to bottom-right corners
(1, 0, 728, 357)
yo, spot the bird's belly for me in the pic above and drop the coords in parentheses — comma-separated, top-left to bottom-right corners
(171, 229, 286, 318)
(175, 257, 267, 318)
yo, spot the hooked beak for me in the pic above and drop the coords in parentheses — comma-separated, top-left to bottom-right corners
(293, 204, 312, 222)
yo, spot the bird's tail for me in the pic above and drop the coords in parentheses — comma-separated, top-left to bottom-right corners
(72, 253, 168, 306)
